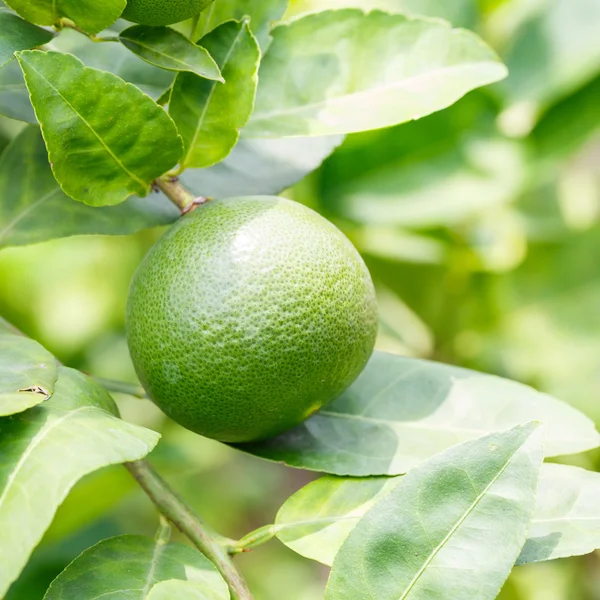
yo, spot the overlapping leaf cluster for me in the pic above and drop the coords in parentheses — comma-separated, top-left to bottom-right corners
(1, 1, 600, 599)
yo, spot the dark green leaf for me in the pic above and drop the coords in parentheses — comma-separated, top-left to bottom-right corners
(0, 10, 54, 69)
(0, 367, 159, 597)
(16, 50, 183, 206)
(193, 0, 288, 49)
(179, 135, 343, 198)
(244, 10, 507, 137)
(44, 535, 228, 600)
(170, 20, 259, 169)
(240, 351, 600, 476)
(0, 59, 34, 122)
(0, 126, 179, 248)
(4, 0, 125, 34)
(325, 424, 542, 600)
(0, 334, 58, 416)
(119, 25, 223, 80)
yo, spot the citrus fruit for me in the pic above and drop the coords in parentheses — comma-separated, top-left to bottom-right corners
(126, 196, 378, 443)
(121, 0, 214, 26)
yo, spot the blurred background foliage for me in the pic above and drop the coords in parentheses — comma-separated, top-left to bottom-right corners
(1, 0, 600, 598)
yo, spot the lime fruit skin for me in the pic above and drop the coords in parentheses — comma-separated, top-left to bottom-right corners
(121, 0, 214, 26)
(126, 196, 378, 443)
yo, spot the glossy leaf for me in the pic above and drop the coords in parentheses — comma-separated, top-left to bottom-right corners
(517, 463, 600, 565)
(45, 535, 228, 600)
(17, 50, 183, 206)
(170, 20, 259, 169)
(180, 135, 343, 198)
(0, 126, 179, 248)
(240, 351, 600, 476)
(324, 423, 543, 600)
(4, 0, 125, 34)
(119, 25, 223, 81)
(0, 367, 160, 596)
(0, 10, 54, 68)
(193, 0, 288, 49)
(244, 10, 507, 137)
(0, 59, 34, 122)
(0, 334, 58, 416)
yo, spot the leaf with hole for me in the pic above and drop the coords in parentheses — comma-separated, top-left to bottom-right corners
(44, 534, 229, 600)
(0, 126, 179, 248)
(0, 334, 58, 416)
(119, 25, 223, 81)
(16, 50, 183, 206)
(244, 9, 507, 137)
(0, 367, 160, 597)
(169, 20, 259, 169)
(324, 423, 543, 600)
(240, 351, 600, 476)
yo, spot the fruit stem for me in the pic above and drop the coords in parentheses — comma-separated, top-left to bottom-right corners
(94, 376, 148, 399)
(154, 176, 208, 214)
(125, 459, 254, 600)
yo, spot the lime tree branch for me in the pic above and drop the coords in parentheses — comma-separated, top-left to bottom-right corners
(153, 176, 208, 214)
(125, 459, 253, 600)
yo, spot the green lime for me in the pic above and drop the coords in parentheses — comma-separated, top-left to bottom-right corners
(121, 0, 214, 26)
(126, 196, 378, 442)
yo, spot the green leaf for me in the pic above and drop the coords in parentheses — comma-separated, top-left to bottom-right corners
(4, 0, 125, 34)
(240, 351, 600, 476)
(0, 334, 58, 416)
(193, 0, 289, 49)
(0, 10, 54, 69)
(324, 423, 543, 600)
(0, 126, 179, 248)
(244, 10, 507, 137)
(119, 25, 223, 81)
(170, 20, 260, 169)
(517, 463, 600, 565)
(52, 28, 176, 101)
(0, 317, 20, 335)
(0, 367, 159, 596)
(16, 50, 183, 206)
(148, 579, 229, 600)
(0, 59, 34, 122)
(179, 135, 343, 198)
(44, 535, 228, 600)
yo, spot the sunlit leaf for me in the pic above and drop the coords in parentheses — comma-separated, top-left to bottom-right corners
(0, 126, 179, 248)
(0, 367, 160, 596)
(17, 50, 183, 206)
(325, 424, 542, 600)
(240, 351, 600, 476)
(0, 334, 58, 416)
(5, 0, 125, 34)
(45, 535, 229, 600)
(170, 20, 259, 169)
(119, 25, 223, 80)
(0, 10, 54, 69)
(244, 9, 507, 137)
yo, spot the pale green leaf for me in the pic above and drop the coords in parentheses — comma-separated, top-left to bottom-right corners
(0, 367, 160, 596)
(119, 25, 223, 80)
(4, 0, 125, 34)
(16, 50, 183, 206)
(193, 0, 289, 49)
(170, 20, 259, 169)
(0, 317, 20, 335)
(240, 351, 600, 476)
(517, 463, 600, 565)
(148, 579, 229, 600)
(0, 59, 34, 122)
(0, 126, 179, 248)
(0, 10, 54, 68)
(244, 9, 507, 137)
(325, 424, 543, 600)
(44, 535, 228, 600)
(179, 135, 343, 198)
(0, 333, 58, 416)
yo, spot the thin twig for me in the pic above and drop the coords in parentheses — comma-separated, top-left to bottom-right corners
(125, 460, 253, 600)
(153, 176, 207, 214)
